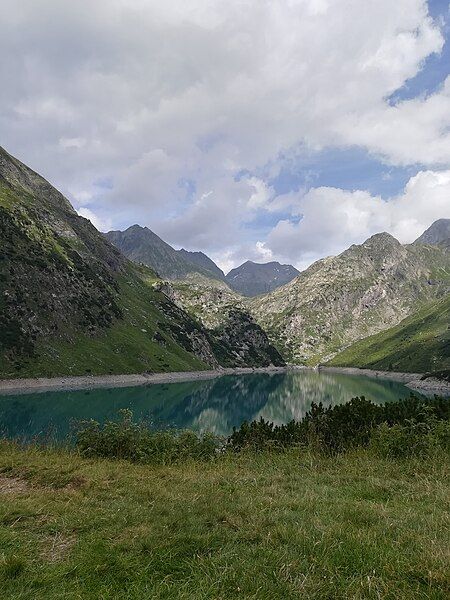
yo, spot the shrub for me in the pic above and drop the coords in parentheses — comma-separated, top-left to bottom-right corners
(228, 395, 450, 455)
(74, 409, 221, 464)
(371, 417, 450, 459)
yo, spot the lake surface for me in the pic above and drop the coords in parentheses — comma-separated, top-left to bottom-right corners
(0, 370, 419, 442)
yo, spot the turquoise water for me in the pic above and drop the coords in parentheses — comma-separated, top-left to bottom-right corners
(0, 370, 418, 441)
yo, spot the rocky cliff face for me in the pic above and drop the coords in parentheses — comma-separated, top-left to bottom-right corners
(105, 225, 224, 281)
(250, 232, 450, 365)
(414, 219, 450, 246)
(160, 275, 285, 367)
(226, 260, 299, 296)
(0, 146, 125, 371)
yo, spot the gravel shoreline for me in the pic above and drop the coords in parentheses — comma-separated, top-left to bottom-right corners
(320, 366, 450, 396)
(0, 366, 288, 395)
(0, 364, 448, 396)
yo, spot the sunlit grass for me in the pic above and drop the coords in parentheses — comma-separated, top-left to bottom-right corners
(0, 441, 448, 599)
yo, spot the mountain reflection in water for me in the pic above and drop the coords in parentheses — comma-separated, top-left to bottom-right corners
(0, 370, 416, 441)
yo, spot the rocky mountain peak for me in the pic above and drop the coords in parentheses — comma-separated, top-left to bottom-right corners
(225, 260, 300, 297)
(362, 232, 401, 249)
(105, 225, 225, 281)
(414, 218, 450, 246)
(0, 146, 75, 213)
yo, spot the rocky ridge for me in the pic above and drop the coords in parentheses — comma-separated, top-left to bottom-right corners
(105, 225, 224, 282)
(156, 274, 285, 368)
(249, 232, 450, 365)
(414, 218, 450, 246)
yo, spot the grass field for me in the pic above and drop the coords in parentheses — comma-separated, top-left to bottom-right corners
(0, 442, 449, 599)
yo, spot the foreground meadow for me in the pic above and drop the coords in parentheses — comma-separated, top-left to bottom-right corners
(0, 441, 448, 599)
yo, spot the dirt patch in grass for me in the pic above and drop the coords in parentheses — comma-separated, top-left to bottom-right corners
(41, 532, 77, 563)
(64, 475, 87, 491)
(0, 476, 30, 495)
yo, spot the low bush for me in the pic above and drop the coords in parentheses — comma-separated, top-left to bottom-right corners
(75, 409, 221, 464)
(73, 397, 449, 462)
(228, 395, 450, 455)
(371, 417, 450, 458)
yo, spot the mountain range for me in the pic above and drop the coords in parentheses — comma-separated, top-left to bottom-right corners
(249, 231, 450, 366)
(0, 146, 449, 378)
(105, 224, 299, 296)
(0, 147, 283, 378)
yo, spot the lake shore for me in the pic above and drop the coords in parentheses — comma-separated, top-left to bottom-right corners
(1, 364, 448, 396)
(320, 366, 450, 395)
(0, 366, 289, 395)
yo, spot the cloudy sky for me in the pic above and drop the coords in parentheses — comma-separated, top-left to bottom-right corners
(1, 0, 449, 272)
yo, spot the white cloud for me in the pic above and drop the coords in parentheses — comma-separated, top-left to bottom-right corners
(77, 207, 112, 232)
(246, 178, 275, 210)
(59, 137, 86, 149)
(0, 0, 449, 267)
(264, 169, 450, 266)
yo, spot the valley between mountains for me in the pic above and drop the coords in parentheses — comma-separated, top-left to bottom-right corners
(1, 146, 449, 380)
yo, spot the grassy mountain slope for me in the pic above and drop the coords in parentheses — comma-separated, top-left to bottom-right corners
(250, 233, 450, 365)
(105, 225, 224, 281)
(328, 294, 450, 373)
(0, 147, 229, 378)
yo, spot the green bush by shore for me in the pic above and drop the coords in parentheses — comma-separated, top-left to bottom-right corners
(74, 395, 450, 461)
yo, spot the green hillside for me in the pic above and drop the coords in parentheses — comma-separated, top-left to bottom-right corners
(0, 146, 284, 379)
(328, 295, 450, 373)
(0, 148, 216, 378)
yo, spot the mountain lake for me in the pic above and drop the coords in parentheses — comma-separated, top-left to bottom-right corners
(0, 370, 428, 442)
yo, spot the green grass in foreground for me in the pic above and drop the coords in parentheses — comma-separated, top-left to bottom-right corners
(0, 443, 449, 599)
(328, 295, 450, 373)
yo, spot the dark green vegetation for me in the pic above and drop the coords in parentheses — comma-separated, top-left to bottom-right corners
(1, 397, 449, 599)
(225, 260, 300, 297)
(229, 395, 449, 455)
(329, 295, 450, 373)
(76, 408, 221, 463)
(0, 147, 282, 378)
(72, 395, 449, 461)
(105, 224, 225, 282)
